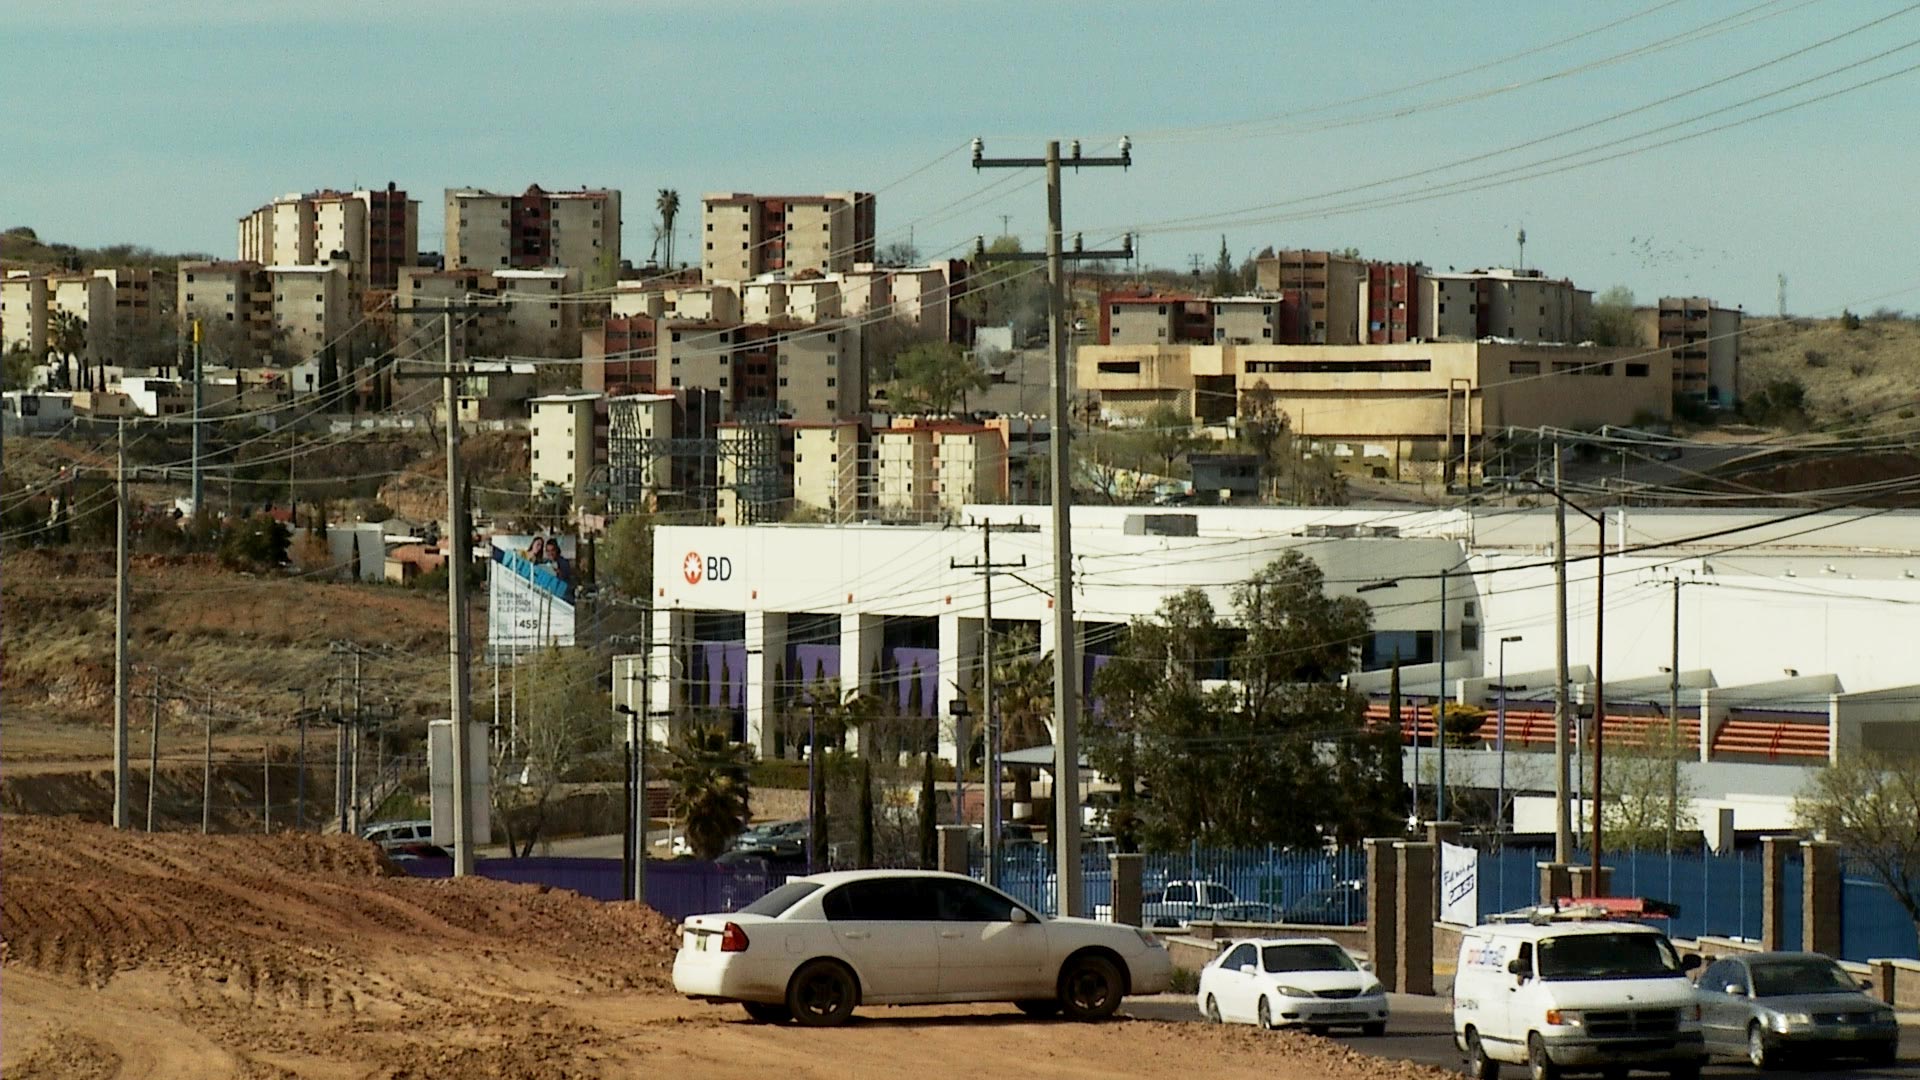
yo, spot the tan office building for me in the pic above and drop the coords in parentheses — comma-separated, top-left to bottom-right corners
(1079, 340, 1671, 480)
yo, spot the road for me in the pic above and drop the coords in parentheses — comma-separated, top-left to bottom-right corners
(1124, 993, 1920, 1078)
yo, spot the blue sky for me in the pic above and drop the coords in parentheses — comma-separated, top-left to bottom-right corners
(7, 0, 1919, 315)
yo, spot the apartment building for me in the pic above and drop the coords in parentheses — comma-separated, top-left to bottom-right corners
(1253, 250, 1366, 344)
(699, 192, 875, 282)
(792, 422, 863, 518)
(1212, 297, 1281, 345)
(1419, 267, 1591, 344)
(582, 314, 659, 394)
(1078, 339, 1671, 480)
(1361, 261, 1425, 344)
(445, 185, 621, 289)
(237, 185, 419, 289)
(267, 262, 353, 357)
(607, 387, 723, 515)
(529, 390, 604, 497)
(177, 261, 276, 362)
(495, 267, 582, 356)
(1636, 297, 1742, 408)
(872, 419, 1010, 520)
(773, 321, 859, 423)
(1099, 292, 1215, 346)
(0, 273, 49, 357)
(396, 267, 502, 355)
(658, 318, 860, 424)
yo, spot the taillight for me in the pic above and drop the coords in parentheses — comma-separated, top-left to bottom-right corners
(720, 922, 750, 953)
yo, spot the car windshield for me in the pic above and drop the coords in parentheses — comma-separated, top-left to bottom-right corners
(1263, 944, 1357, 973)
(737, 881, 821, 917)
(1536, 933, 1681, 981)
(1750, 959, 1858, 996)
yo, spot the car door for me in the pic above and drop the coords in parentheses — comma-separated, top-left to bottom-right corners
(819, 878, 942, 1000)
(1216, 942, 1260, 1022)
(928, 878, 1048, 997)
(1496, 940, 1536, 1060)
(1697, 959, 1751, 1052)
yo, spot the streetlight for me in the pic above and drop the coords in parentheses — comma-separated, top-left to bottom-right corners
(1495, 635, 1523, 840)
(614, 703, 642, 904)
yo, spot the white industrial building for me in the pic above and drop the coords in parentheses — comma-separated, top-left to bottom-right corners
(626, 505, 1920, 834)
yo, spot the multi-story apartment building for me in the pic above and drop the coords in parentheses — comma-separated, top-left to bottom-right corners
(177, 260, 276, 362)
(659, 319, 860, 423)
(872, 419, 1010, 520)
(1079, 339, 1671, 482)
(607, 387, 724, 515)
(1636, 297, 1742, 407)
(1212, 297, 1281, 345)
(1419, 267, 1591, 344)
(1361, 261, 1425, 344)
(394, 266, 581, 358)
(1, 272, 49, 357)
(237, 185, 419, 290)
(396, 267, 503, 355)
(494, 268, 582, 356)
(792, 421, 863, 519)
(267, 261, 354, 358)
(699, 192, 875, 282)
(773, 321, 859, 422)
(0, 270, 152, 365)
(444, 185, 621, 289)
(873, 425, 939, 519)
(1099, 292, 1215, 346)
(582, 315, 659, 394)
(529, 390, 604, 497)
(1253, 250, 1367, 344)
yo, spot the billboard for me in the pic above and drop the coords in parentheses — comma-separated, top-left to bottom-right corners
(488, 533, 577, 660)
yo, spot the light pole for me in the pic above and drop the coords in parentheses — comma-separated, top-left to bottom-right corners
(1495, 635, 1523, 840)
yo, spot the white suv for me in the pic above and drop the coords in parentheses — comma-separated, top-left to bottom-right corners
(361, 820, 435, 850)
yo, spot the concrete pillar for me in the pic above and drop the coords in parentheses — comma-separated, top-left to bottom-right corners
(1801, 839, 1842, 956)
(1395, 842, 1436, 996)
(1698, 689, 1723, 763)
(1365, 838, 1401, 991)
(936, 824, 970, 875)
(1569, 865, 1613, 899)
(1539, 862, 1573, 905)
(936, 611, 978, 761)
(1426, 820, 1462, 922)
(744, 611, 786, 758)
(1760, 834, 1798, 952)
(1870, 960, 1897, 1005)
(840, 612, 883, 754)
(647, 607, 691, 745)
(1110, 853, 1144, 927)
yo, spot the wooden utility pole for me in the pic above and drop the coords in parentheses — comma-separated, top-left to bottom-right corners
(113, 421, 132, 829)
(146, 675, 162, 831)
(950, 520, 1026, 888)
(201, 701, 213, 835)
(1552, 442, 1573, 865)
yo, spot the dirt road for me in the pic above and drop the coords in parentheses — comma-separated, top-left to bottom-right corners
(1, 818, 1455, 1079)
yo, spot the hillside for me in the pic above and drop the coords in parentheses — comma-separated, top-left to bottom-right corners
(1, 224, 208, 274)
(1739, 313, 1920, 428)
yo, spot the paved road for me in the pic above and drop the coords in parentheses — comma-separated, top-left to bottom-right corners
(1124, 993, 1920, 1078)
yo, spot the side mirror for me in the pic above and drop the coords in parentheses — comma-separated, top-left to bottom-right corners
(1360, 960, 1374, 972)
(1681, 953, 1702, 972)
(1859, 978, 1873, 992)
(1724, 984, 1746, 996)
(1009, 907, 1030, 924)
(1239, 964, 1258, 975)
(1507, 958, 1528, 977)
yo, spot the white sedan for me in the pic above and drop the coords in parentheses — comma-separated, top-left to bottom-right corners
(1196, 936, 1388, 1034)
(672, 869, 1172, 1027)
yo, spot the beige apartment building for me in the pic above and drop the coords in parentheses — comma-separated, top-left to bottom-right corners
(1636, 297, 1742, 407)
(1419, 268, 1592, 344)
(0, 270, 146, 363)
(1252, 250, 1365, 344)
(1, 273, 49, 357)
(873, 420, 1009, 520)
(396, 267, 505, 355)
(445, 185, 621, 289)
(529, 390, 604, 496)
(494, 268, 582, 356)
(1079, 340, 1671, 479)
(792, 422, 863, 519)
(178, 261, 276, 362)
(699, 192, 875, 283)
(775, 321, 859, 423)
(237, 186, 419, 289)
(268, 262, 353, 357)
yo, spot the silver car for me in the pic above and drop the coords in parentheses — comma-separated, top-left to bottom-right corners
(1696, 952, 1899, 1068)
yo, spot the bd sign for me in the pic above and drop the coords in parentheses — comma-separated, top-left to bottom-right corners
(682, 550, 733, 585)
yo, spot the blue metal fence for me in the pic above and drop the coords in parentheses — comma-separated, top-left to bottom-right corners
(1474, 847, 1769, 945)
(1843, 858, 1920, 962)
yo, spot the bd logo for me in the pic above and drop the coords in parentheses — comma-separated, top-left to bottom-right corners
(683, 551, 732, 585)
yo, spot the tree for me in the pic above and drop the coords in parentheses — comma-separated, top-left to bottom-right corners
(1588, 285, 1638, 347)
(1086, 552, 1393, 849)
(888, 341, 987, 414)
(1236, 381, 1347, 505)
(494, 646, 604, 856)
(665, 723, 755, 860)
(957, 236, 1049, 341)
(219, 513, 291, 569)
(877, 241, 920, 267)
(1795, 752, 1920, 945)
(985, 627, 1052, 808)
(600, 511, 653, 599)
(3, 342, 34, 390)
(919, 748, 937, 868)
(47, 310, 85, 391)
(1210, 235, 1237, 296)
(1601, 721, 1698, 850)
(655, 189, 680, 269)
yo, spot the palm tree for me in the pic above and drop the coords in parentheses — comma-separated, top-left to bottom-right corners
(664, 724, 754, 860)
(656, 189, 680, 269)
(48, 311, 85, 391)
(988, 627, 1054, 808)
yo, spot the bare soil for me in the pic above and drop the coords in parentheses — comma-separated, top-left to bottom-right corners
(1, 818, 1455, 1079)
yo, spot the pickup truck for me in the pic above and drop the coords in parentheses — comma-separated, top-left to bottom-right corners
(1140, 880, 1239, 927)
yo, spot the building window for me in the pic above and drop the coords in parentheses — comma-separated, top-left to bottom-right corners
(825, 377, 836, 387)
(1625, 362, 1650, 377)
(1508, 361, 1540, 375)
(671, 377, 681, 387)
(1460, 622, 1481, 652)
(185, 274, 196, 283)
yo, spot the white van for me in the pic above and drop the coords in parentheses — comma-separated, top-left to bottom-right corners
(1452, 919, 1706, 1080)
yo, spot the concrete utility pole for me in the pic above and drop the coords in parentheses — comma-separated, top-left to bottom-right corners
(1667, 577, 1682, 852)
(190, 319, 204, 514)
(114, 421, 132, 829)
(951, 520, 1027, 888)
(146, 674, 162, 831)
(1436, 567, 1449, 821)
(972, 135, 1132, 917)
(1552, 443, 1573, 865)
(1590, 509, 1608, 894)
(201, 701, 213, 834)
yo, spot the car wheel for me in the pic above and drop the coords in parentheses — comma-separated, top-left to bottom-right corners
(741, 1002, 790, 1024)
(785, 960, 858, 1028)
(1307, 1024, 1330, 1036)
(1527, 1032, 1560, 1080)
(1256, 996, 1273, 1030)
(1465, 1026, 1501, 1080)
(1057, 953, 1124, 1022)
(1361, 1021, 1387, 1037)
(1865, 1040, 1898, 1066)
(1014, 999, 1061, 1019)
(1746, 1021, 1776, 1070)
(1203, 995, 1222, 1024)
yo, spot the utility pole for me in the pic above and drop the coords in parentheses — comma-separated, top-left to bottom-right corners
(263, 744, 271, 833)
(1667, 576, 1681, 852)
(951, 520, 1027, 888)
(190, 319, 204, 514)
(296, 693, 307, 830)
(1552, 441, 1573, 865)
(146, 673, 162, 831)
(349, 650, 363, 835)
(1436, 566, 1449, 822)
(1590, 509, 1608, 894)
(114, 421, 132, 829)
(201, 701, 212, 835)
(972, 135, 1132, 918)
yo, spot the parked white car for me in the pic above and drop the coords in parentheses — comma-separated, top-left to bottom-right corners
(1196, 937, 1388, 1033)
(672, 869, 1172, 1026)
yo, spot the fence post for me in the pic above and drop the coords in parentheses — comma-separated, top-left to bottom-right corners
(1395, 841, 1435, 996)
(1365, 838, 1400, 991)
(1110, 852, 1143, 927)
(936, 824, 969, 876)
(1539, 861, 1572, 905)
(1800, 840, 1842, 957)
(1760, 834, 1798, 952)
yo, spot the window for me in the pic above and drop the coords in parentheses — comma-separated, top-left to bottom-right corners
(671, 377, 681, 387)
(533, 450, 540, 460)
(1460, 622, 1480, 651)
(740, 881, 820, 916)
(821, 878, 938, 921)
(1463, 601, 1477, 618)
(1263, 944, 1357, 973)
(825, 377, 835, 387)
(185, 293, 195, 302)
(779, 377, 788, 387)
(185, 274, 196, 283)
(1508, 361, 1540, 375)
(226, 292, 234, 301)
(1223, 943, 1257, 970)
(826, 399, 835, 410)
(931, 880, 1025, 922)
(1625, 363, 1650, 377)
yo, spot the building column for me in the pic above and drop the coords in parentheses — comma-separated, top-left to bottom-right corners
(744, 611, 787, 759)
(1365, 838, 1401, 991)
(648, 607, 692, 746)
(1395, 842, 1436, 996)
(1801, 839, 1843, 956)
(1760, 834, 1799, 953)
(840, 612, 883, 754)
(936, 611, 979, 761)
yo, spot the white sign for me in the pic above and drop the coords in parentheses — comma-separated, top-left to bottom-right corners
(429, 719, 492, 848)
(1440, 842, 1479, 926)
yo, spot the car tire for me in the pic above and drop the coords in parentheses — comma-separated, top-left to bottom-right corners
(1746, 1021, 1776, 1070)
(1015, 1000, 1061, 1019)
(1361, 1021, 1387, 1038)
(1865, 1040, 1898, 1066)
(1057, 953, 1124, 1022)
(1257, 996, 1273, 1030)
(1203, 995, 1222, 1024)
(1465, 1026, 1501, 1080)
(785, 960, 858, 1028)
(1307, 1024, 1330, 1036)
(1527, 1032, 1560, 1080)
(741, 1002, 790, 1024)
